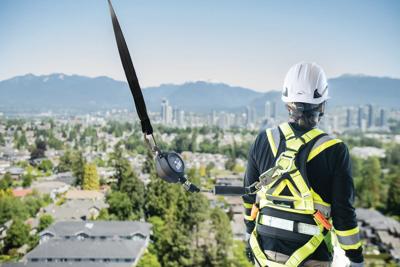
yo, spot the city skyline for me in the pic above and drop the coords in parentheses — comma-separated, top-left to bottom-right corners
(1, 0, 399, 91)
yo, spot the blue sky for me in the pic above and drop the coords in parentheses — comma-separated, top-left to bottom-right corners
(0, 0, 399, 91)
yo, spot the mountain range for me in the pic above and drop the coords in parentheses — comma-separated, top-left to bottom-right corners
(0, 73, 398, 114)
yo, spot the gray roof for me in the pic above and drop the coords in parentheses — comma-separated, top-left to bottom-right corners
(2, 262, 135, 267)
(43, 200, 108, 221)
(26, 239, 146, 260)
(40, 221, 151, 238)
(356, 208, 400, 235)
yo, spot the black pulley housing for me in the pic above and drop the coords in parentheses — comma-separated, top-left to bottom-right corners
(155, 152, 185, 183)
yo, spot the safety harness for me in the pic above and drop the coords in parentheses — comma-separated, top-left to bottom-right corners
(249, 122, 341, 267)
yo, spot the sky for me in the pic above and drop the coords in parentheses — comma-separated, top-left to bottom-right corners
(0, 0, 399, 92)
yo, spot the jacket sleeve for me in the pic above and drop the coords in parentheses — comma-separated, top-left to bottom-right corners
(330, 143, 364, 263)
(242, 136, 261, 235)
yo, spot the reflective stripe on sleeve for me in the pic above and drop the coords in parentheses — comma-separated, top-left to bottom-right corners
(243, 202, 253, 209)
(244, 214, 255, 221)
(335, 227, 362, 250)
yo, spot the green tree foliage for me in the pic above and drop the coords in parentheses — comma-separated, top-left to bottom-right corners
(0, 196, 29, 224)
(47, 132, 63, 150)
(209, 207, 233, 266)
(0, 132, 5, 146)
(57, 150, 74, 172)
(82, 163, 100, 190)
(38, 214, 54, 232)
(38, 159, 53, 173)
(0, 173, 13, 190)
(72, 151, 86, 186)
(22, 174, 33, 188)
(117, 160, 145, 219)
(356, 157, 381, 208)
(30, 139, 47, 160)
(106, 191, 133, 220)
(14, 131, 28, 149)
(137, 248, 162, 267)
(231, 240, 253, 267)
(111, 145, 145, 218)
(173, 133, 191, 153)
(387, 172, 400, 215)
(3, 219, 30, 254)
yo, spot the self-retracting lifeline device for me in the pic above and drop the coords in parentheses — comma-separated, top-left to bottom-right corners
(107, 0, 270, 196)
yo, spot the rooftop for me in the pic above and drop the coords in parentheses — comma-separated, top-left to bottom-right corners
(41, 221, 152, 239)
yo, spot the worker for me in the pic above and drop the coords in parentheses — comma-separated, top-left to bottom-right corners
(243, 62, 364, 267)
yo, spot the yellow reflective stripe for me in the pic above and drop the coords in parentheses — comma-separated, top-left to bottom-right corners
(279, 122, 295, 140)
(244, 214, 255, 221)
(266, 128, 278, 157)
(243, 202, 253, 209)
(335, 226, 359, 237)
(339, 241, 362, 250)
(301, 128, 324, 143)
(307, 139, 342, 161)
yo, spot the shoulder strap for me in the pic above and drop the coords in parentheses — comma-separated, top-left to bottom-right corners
(307, 136, 342, 162)
(266, 127, 281, 157)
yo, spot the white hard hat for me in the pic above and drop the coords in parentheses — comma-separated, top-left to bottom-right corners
(282, 62, 329, 104)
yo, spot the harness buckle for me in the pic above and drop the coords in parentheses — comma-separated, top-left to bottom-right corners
(275, 153, 295, 175)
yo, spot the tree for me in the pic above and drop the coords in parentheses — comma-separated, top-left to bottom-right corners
(357, 157, 381, 208)
(137, 249, 161, 267)
(0, 196, 29, 224)
(30, 139, 47, 160)
(0, 172, 13, 190)
(231, 240, 253, 267)
(210, 207, 232, 266)
(387, 174, 400, 215)
(3, 219, 30, 254)
(0, 132, 5, 146)
(38, 214, 54, 232)
(106, 191, 132, 220)
(57, 150, 74, 172)
(117, 159, 145, 219)
(82, 163, 99, 190)
(22, 174, 33, 188)
(72, 151, 86, 186)
(38, 159, 53, 173)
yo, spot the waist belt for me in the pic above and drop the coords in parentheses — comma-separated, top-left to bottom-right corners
(259, 215, 320, 236)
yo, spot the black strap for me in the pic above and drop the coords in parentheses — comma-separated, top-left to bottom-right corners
(107, 0, 153, 135)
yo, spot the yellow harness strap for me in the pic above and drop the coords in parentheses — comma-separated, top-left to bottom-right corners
(252, 123, 334, 267)
(250, 228, 325, 267)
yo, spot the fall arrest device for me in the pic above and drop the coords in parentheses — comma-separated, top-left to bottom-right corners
(107, 0, 200, 193)
(106, 0, 292, 197)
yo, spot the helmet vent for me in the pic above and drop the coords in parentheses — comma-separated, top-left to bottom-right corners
(283, 87, 288, 97)
(313, 89, 322, 98)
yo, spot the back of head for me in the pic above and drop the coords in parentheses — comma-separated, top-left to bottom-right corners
(282, 62, 329, 129)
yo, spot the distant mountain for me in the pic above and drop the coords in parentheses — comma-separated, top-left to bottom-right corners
(0, 73, 398, 114)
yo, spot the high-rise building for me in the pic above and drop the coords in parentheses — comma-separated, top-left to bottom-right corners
(265, 101, 271, 118)
(246, 106, 256, 126)
(367, 104, 374, 128)
(379, 108, 387, 127)
(177, 109, 185, 127)
(346, 108, 352, 128)
(357, 106, 364, 128)
(161, 99, 173, 125)
(271, 101, 277, 119)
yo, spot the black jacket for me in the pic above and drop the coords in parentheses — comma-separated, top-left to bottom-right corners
(243, 123, 363, 263)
